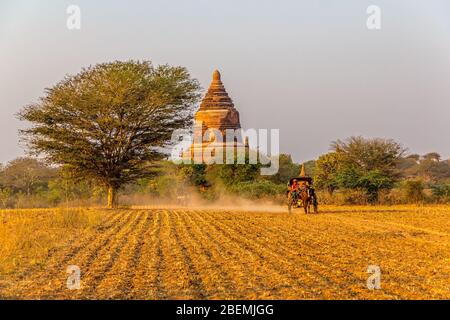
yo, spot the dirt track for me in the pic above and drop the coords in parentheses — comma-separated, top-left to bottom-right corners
(1, 207, 450, 299)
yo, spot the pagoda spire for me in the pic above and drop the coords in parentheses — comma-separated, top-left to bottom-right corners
(299, 164, 306, 177)
(199, 70, 236, 111)
(212, 69, 221, 82)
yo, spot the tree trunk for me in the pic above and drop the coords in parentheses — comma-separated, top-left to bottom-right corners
(107, 186, 118, 209)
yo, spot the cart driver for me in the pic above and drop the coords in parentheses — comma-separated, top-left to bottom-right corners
(290, 179, 299, 199)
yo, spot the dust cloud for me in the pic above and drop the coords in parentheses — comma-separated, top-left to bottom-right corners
(129, 192, 286, 213)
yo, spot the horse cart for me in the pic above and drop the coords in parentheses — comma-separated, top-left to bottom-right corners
(287, 177, 318, 214)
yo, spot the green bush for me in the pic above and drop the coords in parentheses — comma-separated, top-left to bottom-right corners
(431, 184, 450, 203)
(401, 180, 425, 203)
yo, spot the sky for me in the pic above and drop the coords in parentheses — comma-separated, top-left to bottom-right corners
(1, 0, 449, 164)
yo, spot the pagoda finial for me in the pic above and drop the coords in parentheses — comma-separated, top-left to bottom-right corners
(212, 69, 221, 81)
(299, 164, 306, 177)
(199, 69, 235, 110)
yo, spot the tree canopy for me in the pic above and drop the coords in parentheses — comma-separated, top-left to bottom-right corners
(314, 152, 339, 195)
(313, 137, 405, 202)
(18, 61, 201, 208)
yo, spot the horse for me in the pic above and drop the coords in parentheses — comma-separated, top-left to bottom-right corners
(299, 188, 318, 214)
(299, 188, 311, 214)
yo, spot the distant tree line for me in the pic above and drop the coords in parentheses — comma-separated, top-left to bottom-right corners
(313, 137, 450, 204)
(1, 138, 449, 208)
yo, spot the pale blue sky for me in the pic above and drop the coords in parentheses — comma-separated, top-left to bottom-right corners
(1, 0, 449, 163)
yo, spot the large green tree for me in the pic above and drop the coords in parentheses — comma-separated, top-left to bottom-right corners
(19, 61, 201, 208)
(332, 136, 405, 202)
(314, 152, 339, 195)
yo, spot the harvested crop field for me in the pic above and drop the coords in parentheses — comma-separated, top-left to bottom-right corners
(0, 206, 449, 299)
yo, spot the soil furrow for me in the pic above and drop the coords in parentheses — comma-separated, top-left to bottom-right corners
(5, 211, 134, 299)
(204, 210, 386, 299)
(117, 211, 154, 298)
(176, 209, 238, 298)
(74, 211, 145, 298)
(168, 210, 208, 299)
(93, 211, 151, 299)
(191, 210, 323, 299)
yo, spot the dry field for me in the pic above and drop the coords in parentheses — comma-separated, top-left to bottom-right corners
(0, 205, 449, 299)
